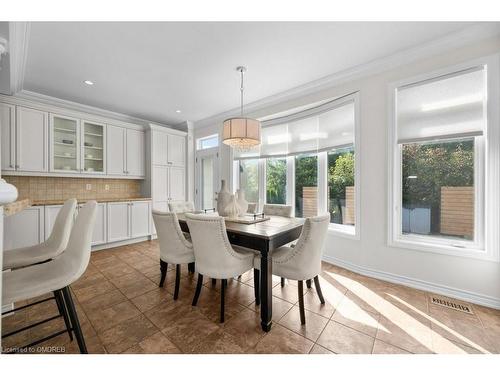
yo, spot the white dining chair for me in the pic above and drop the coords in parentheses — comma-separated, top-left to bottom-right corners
(185, 213, 256, 323)
(168, 201, 195, 213)
(3, 198, 77, 271)
(254, 214, 330, 325)
(152, 210, 195, 300)
(2, 201, 97, 353)
(263, 204, 293, 217)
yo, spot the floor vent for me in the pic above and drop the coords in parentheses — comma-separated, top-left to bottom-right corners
(430, 296, 474, 314)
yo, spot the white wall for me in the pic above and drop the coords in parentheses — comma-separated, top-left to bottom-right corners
(193, 35, 500, 308)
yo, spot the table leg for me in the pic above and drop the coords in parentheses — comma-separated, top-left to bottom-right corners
(260, 247, 273, 332)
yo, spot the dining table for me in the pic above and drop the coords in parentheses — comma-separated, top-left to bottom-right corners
(177, 213, 304, 332)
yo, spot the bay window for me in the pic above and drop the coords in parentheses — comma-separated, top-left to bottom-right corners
(390, 57, 500, 260)
(235, 92, 359, 236)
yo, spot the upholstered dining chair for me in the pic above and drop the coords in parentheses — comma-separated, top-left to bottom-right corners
(254, 214, 330, 325)
(2, 200, 97, 353)
(152, 210, 195, 300)
(185, 213, 256, 323)
(168, 201, 195, 213)
(3, 198, 77, 271)
(263, 204, 293, 218)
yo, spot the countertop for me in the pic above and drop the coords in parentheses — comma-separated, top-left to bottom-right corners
(3, 198, 31, 216)
(31, 197, 152, 206)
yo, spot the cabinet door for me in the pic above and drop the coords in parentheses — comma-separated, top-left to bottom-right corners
(82, 121, 106, 174)
(152, 130, 168, 166)
(1, 103, 16, 171)
(126, 129, 145, 176)
(16, 106, 48, 172)
(107, 202, 130, 242)
(130, 201, 151, 238)
(50, 114, 81, 173)
(169, 166, 186, 201)
(44, 205, 63, 241)
(4, 206, 44, 251)
(152, 165, 169, 202)
(151, 201, 169, 235)
(106, 125, 126, 175)
(167, 134, 185, 166)
(80, 203, 107, 245)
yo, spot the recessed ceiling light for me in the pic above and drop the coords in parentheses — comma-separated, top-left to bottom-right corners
(84, 80, 94, 85)
(175, 110, 181, 113)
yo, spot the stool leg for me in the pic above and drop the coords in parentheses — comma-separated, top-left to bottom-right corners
(306, 279, 312, 289)
(159, 260, 168, 287)
(253, 269, 260, 306)
(211, 278, 216, 287)
(188, 262, 195, 274)
(298, 281, 306, 325)
(313, 276, 325, 305)
(54, 290, 73, 341)
(220, 279, 227, 323)
(174, 264, 181, 300)
(192, 274, 203, 306)
(281, 277, 285, 287)
(61, 287, 87, 354)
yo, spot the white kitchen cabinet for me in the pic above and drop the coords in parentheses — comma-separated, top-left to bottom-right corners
(107, 202, 130, 242)
(16, 106, 49, 172)
(152, 131, 169, 166)
(106, 125, 126, 176)
(169, 167, 186, 201)
(44, 204, 63, 240)
(81, 121, 106, 174)
(50, 113, 81, 173)
(1, 103, 16, 171)
(152, 165, 169, 202)
(126, 129, 145, 177)
(167, 134, 185, 167)
(130, 201, 151, 238)
(79, 202, 107, 245)
(4, 206, 45, 251)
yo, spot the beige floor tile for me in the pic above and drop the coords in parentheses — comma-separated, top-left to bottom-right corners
(375, 316, 433, 354)
(251, 324, 314, 354)
(372, 339, 410, 354)
(86, 300, 141, 333)
(332, 299, 380, 337)
(122, 331, 181, 354)
(317, 320, 375, 354)
(223, 308, 267, 350)
(80, 289, 127, 313)
(247, 296, 294, 322)
(192, 329, 246, 354)
(130, 287, 173, 313)
(72, 280, 117, 303)
(309, 344, 335, 354)
(279, 306, 329, 341)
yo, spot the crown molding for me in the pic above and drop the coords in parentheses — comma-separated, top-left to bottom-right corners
(6, 89, 176, 130)
(8, 22, 30, 94)
(194, 23, 500, 129)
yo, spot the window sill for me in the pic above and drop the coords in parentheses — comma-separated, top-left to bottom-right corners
(389, 236, 497, 262)
(328, 224, 359, 240)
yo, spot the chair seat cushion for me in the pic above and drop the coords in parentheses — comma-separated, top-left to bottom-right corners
(3, 243, 55, 270)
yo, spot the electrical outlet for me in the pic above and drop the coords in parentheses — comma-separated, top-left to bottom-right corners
(86, 184, 92, 191)
(105, 184, 110, 191)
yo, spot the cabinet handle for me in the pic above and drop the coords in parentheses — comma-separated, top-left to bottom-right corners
(15, 164, 19, 169)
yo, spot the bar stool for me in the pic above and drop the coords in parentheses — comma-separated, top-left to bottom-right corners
(3, 198, 77, 270)
(2, 201, 97, 353)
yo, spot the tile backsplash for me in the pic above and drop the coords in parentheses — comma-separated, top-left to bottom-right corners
(4, 176, 142, 202)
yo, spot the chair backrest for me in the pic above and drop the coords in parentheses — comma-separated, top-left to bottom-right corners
(168, 201, 195, 213)
(46, 198, 77, 254)
(263, 204, 293, 217)
(152, 210, 192, 263)
(284, 214, 330, 279)
(185, 213, 244, 278)
(56, 200, 97, 284)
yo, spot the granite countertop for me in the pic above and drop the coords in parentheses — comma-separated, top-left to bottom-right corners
(3, 198, 32, 216)
(31, 197, 152, 206)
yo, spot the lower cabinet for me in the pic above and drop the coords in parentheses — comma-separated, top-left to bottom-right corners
(79, 203, 107, 245)
(106, 200, 151, 243)
(3, 206, 45, 251)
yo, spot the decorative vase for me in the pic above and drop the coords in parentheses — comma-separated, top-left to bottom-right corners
(223, 194, 241, 219)
(216, 179, 231, 216)
(236, 189, 248, 216)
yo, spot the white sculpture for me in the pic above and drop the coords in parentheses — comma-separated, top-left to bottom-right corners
(223, 194, 241, 218)
(216, 179, 232, 216)
(236, 189, 248, 216)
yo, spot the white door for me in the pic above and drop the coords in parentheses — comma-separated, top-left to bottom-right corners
(106, 125, 126, 175)
(107, 202, 130, 242)
(80, 203, 107, 246)
(4, 206, 44, 251)
(44, 205, 63, 241)
(152, 130, 168, 166)
(50, 114, 81, 173)
(16, 106, 48, 172)
(126, 129, 145, 176)
(1, 103, 16, 171)
(167, 134, 185, 167)
(130, 201, 151, 238)
(196, 150, 219, 210)
(169, 166, 185, 201)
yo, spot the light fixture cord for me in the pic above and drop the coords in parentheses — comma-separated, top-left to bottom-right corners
(240, 68, 244, 116)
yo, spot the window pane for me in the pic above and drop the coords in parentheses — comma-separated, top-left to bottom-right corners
(295, 154, 318, 218)
(239, 159, 259, 204)
(328, 147, 355, 225)
(402, 138, 475, 241)
(266, 158, 287, 204)
(198, 134, 219, 150)
(201, 157, 214, 210)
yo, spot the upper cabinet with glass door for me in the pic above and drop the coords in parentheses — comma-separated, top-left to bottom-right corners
(50, 114, 80, 173)
(81, 121, 106, 174)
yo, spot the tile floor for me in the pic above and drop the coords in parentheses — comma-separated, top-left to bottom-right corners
(2, 240, 500, 354)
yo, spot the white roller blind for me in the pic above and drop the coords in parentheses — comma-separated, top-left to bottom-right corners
(397, 67, 486, 143)
(260, 123, 289, 157)
(287, 116, 319, 155)
(318, 101, 355, 150)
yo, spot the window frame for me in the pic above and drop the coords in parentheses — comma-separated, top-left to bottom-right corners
(196, 133, 219, 151)
(388, 55, 500, 261)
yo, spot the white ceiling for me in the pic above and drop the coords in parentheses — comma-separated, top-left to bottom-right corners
(22, 22, 483, 126)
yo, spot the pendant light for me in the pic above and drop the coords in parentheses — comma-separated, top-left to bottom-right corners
(222, 66, 261, 151)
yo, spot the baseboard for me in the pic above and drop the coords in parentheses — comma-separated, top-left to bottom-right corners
(322, 254, 500, 309)
(91, 236, 153, 251)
